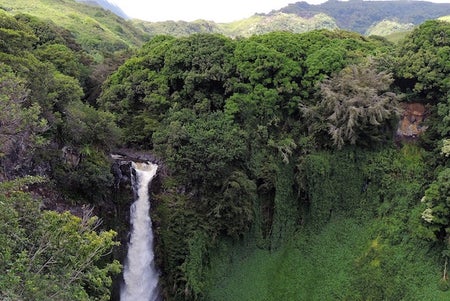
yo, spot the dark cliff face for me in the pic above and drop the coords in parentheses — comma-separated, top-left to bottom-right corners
(110, 150, 163, 191)
(0, 141, 56, 182)
(9, 147, 163, 223)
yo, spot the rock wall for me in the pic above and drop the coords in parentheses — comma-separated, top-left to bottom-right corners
(396, 103, 428, 140)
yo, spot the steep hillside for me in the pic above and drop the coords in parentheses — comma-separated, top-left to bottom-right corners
(0, 9, 125, 299)
(366, 20, 414, 36)
(220, 12, 337, 37)
(278, 0, 450, 33)
(0, 0, 146, 56)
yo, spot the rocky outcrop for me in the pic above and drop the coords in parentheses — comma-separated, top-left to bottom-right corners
(396, 103, 428, 140)
(109, 150, 163, 191)
(61, 146, 81, 167)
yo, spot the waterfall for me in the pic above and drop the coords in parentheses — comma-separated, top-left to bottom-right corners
(121, 162, 160, 301)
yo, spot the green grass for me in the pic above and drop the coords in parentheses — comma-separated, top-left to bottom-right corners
(0, 0, 146, 53)
(366, 20, 414, 36)
(207, 218, 369, 300)
(206, 217, 450, 301)
(218, 15, 264, 37)
(384, 30, 411, 43)
(218, 13, 338, 38)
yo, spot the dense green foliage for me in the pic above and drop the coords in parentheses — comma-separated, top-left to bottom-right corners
(98, 19, 450, 300)
(2, 1, 450, 300)
(396, 20, 450, 102)
(0, 0, 147, 55)
(0, 177, 120, 300)
(0, 8, 123, 299)
(0, 9, 121, 194)
(99, 30, 409, 299)
(302, 61, 401, 148)
(205, 145, 449, 301)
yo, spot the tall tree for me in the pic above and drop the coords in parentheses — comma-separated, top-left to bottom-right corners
(302, 60, 401, 149)
(396, 20, 450, 101)
(0, 64, 48, 177)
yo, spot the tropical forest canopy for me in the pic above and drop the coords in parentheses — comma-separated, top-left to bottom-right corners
(0, 0, 450, 300)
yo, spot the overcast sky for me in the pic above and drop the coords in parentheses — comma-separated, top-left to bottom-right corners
(108, 0, 328, 23)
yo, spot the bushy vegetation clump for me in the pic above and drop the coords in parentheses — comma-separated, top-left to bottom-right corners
(0, 177, 121, 300)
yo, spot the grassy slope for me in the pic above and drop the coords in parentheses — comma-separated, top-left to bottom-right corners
(385, 31, 411, 44)
(207, 218, 369, 300)
(0, 0, 146, 52)
(217, 15, 264, 37)
(131, 19, 221, 38)
(207, 218, 449, 301)
(219, 13, 337, 38)
(366, 20, 414, 36)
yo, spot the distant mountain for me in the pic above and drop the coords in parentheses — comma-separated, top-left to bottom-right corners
(75, 0, 129, 19)
(131, 19, 222, 37)
(276, 0, 450, 34)
(126, 0, 450, 39)
(132, 13, 338, 38)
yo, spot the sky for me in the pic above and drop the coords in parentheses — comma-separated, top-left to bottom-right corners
(109, 0, 327, 23)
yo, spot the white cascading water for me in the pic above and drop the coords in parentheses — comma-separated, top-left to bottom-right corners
(121, 162, 160, 301)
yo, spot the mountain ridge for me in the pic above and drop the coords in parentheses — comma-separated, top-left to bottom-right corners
(276, 0, 450, 33)
(102, 0, 450, 38)
(75, 0, 129, 19)
(3, 0, 450, 49)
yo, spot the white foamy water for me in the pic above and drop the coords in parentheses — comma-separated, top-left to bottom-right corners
(121, 162, 160, 301)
